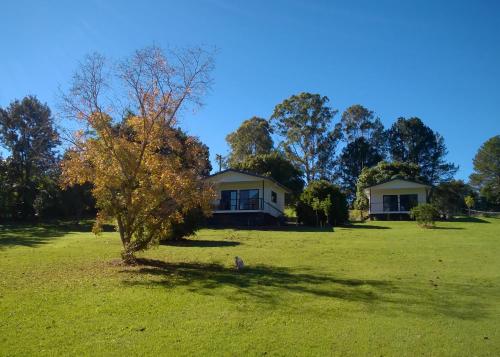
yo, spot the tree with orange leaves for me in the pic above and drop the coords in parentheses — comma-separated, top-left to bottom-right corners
(60, 47, 215, 264)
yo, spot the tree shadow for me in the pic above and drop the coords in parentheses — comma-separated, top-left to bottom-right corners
(0, 221, 113, 250)
(161, 239, 241, 247)
(120, 258, 495, 320)
(431, 226, 465, 230)
(340, 223, 391, 230)
(206, 225, 336, 233)
(450, 217, 490, 224)
(0, 224, 66, 249)
(122, 258, 388, 304)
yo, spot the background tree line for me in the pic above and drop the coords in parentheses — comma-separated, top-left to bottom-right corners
(0, 96, 96, 221)
(221, 91, 499, 220)
(1, 91, 497, 228)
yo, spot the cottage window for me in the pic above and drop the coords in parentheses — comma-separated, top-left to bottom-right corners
(399, 194, 418, 211)
(220, 190, 237, 210)
(383, 195, 398, 212)
(271, 191, 277, 203)
(239, 189, 260, 210)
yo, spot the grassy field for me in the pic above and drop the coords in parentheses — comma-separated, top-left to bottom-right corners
(1, 218, 499, 356)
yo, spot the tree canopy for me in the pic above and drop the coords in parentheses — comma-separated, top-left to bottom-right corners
(271, 92, 340, 183)
(0, 96, 60, 220)
(60, 47, 215, 263)
(469, 135, 500, 209)
(296, 180, 348, 226)
(337, 137, 383, 202)
(431, 180, 474, 218)
(386, 117, 457, 183)
(225, 117, 273, 167)
(231, 152, 305, 199)
(337, 104, 385, 145)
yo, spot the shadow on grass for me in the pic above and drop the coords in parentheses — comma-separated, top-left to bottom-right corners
(340, 223, 390, 230)
(0, 225, 66, 249)
(450, 216, 490, 223)
(161, 239, 241, 247)
(205, 225, 336, 232)
(0, 221, 114, 249)
(432, 226, 465, 230)
(122, 258, 386, 303)
(120, 258, 495, 320)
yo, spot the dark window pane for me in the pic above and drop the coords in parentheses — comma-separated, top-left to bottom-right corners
(383, 195, 398, 212)
(221, 190, 237, 210)
(400, 194, 418, 211)
(239, 189, 259, 210)
(271, 191, 277, 203)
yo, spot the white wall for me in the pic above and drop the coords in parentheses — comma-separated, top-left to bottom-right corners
(206, 172, 286, 217)
(262, 181, 286, 216)
(367, 187, 428, 213)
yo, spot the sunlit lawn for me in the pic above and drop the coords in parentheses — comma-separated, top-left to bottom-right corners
(1, 218, 499, 356)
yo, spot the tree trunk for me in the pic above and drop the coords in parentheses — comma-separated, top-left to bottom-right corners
(117, 216, 136, 265)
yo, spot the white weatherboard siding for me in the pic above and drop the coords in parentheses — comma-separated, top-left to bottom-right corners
(367, 187, 428, 213)
(364, 179, 431, 214)
(205, 171, 287, 217)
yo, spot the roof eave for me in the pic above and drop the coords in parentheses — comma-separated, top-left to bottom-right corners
(364, 178, 432, 190)
(206, 169, 292, 193)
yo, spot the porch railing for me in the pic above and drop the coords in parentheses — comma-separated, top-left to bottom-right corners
(214, 198, 263, 211)
(369, 202, 418, 213)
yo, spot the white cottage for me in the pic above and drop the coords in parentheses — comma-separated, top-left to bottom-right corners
(364, 178, 431, 219)
(205, 169, 291, 226)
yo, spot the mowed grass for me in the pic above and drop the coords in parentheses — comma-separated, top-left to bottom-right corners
(1, 219, 499, 356)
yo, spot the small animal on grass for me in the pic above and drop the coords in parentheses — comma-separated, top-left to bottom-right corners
(234, 256, 245, 270)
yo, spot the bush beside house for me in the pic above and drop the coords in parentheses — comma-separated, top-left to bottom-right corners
(431, 180, 474, 219)
(162, 206, 208, 242)
(296, 180, 348, 226)
(410, 204, 439, 228)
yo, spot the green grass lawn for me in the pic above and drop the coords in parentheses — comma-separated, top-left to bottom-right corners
(1, 218, 499, 356)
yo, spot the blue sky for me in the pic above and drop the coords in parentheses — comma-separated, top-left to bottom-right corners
(1, 0, 499, 179)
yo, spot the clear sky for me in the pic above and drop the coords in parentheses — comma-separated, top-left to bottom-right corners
(1, 0, 499, 179)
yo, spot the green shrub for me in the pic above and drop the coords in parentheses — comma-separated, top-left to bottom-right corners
(410, 204, 439, 228)
(284, 206, 297, 218)
(162, 207, 206, 241)
(349, 209, 366, 222)
(296, 180, 348, 226)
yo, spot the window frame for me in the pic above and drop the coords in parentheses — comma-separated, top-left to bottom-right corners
(271, 190, 277, 204)
(239, 189, 260, 210)
(383, 195, 399, 212)
(399, 194, 418, 212)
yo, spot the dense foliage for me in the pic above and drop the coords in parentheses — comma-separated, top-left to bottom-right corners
(230, 152, 305, 200)
(159, 128, 212, 241)
(296, 180, 348, 226)
(386, 117, 457, 183)
(469, 135, 500, 210)
(162, 206, 206, 241)
(337, 137, 383, 202)
(431, 180, 474, 218)
(60, 47, 215, 263)
(410, 204, 439, 228)
(225, 117, 273, 167)
(271, 93, 341, 182)
(335, 105, 386, 201)
(337, 104, 385, 147)
(0, 97, 61, 220)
